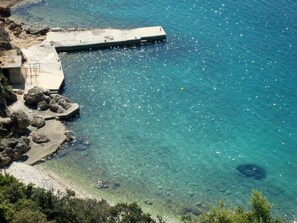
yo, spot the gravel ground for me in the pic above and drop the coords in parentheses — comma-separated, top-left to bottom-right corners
(1, 162, 94, 199)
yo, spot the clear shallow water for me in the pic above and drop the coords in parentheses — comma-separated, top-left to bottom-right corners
(13, 0, 297, 220)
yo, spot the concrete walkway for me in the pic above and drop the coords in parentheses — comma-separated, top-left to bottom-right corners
(45, 26, 166, 52)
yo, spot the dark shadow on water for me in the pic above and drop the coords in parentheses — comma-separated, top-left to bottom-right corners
(236, 163, 266, 180)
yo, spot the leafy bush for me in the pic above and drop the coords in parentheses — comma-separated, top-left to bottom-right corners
(0, 174, 161, 223)
(196, 191, 283, 223)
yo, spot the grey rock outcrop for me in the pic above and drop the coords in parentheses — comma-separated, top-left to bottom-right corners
(10, 110, 30, 134)
(31, 115, 45, 129)
(0, 154, 12, 167)
(14, 137, 30, 154)
(23, 86, 45, 106)
(25, 27, 49, 36)
(32, 133, 50, 144)
(49, 94, 71, 111)
(23, 87, 73, 114)
(0, 136, 31, 167)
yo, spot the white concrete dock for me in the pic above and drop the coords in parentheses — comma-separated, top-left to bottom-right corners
(21, 44, 64, 91)
(20, 26, 166, 92)
(45, 26, 166, 52)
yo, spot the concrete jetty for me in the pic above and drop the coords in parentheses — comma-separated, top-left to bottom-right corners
(21, 44, 64, 91)
(20, 26, 166, 92)
(45, 26, 166, 52)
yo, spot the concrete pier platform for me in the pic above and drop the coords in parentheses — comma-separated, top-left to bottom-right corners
(21, 44, 64, 91)
(20, 26, 166, 92)
(44, 26, 166, 52)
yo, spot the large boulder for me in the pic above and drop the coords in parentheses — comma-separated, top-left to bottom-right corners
(31, 115, 45, 129)
(49, 94, 71, 111)
(2, 147, 13, 158)
(14, 137, 30, 154)
(0, 154, 12, 167)
(10, 110, 30, 134)
(25, 27, 49, 36)
(1, 137, 30, 161)
(37, 100, 49, 111)
(32, 133, 50, 144)
(23, 86, 45, 106)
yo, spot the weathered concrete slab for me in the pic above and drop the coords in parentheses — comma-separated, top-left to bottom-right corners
(25, 119, 66, 165)
(21, 44, 64, 91)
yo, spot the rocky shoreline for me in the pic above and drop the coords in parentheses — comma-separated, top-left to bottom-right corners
(0, 0, 84, 197)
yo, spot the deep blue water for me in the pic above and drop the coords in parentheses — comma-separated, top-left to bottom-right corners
(13, 0, 297, 221)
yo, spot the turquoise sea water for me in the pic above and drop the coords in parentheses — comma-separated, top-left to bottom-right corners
(13, 0, 297, 221)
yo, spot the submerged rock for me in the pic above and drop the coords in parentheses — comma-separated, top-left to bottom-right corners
(144, 200, 153, 205)
(95, 180, 109, 189)
(181, 207, 201, 216)
(236, 163, 266, 180)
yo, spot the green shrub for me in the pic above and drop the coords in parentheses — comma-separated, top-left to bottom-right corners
(0, 174, 160, 223)
(197, 191, 283, 223)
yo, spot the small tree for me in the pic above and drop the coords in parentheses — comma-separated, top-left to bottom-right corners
(196, 191, 283, 223)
